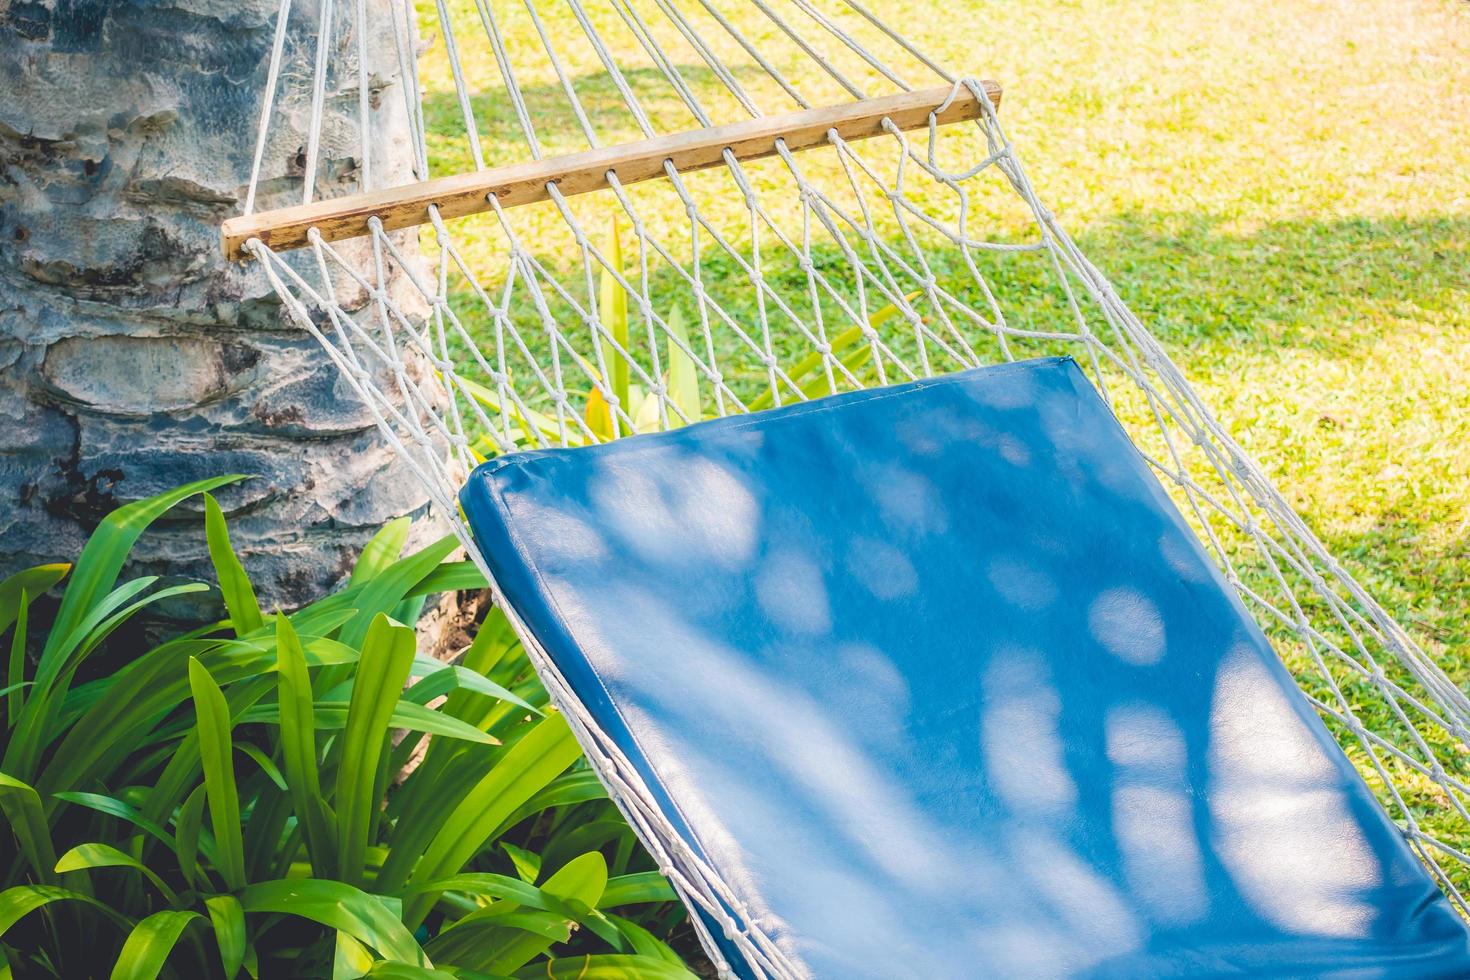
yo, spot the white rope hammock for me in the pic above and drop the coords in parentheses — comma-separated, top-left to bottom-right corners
(230, 0, 1470, 973)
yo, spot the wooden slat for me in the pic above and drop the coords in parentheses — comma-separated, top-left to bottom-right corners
(222, 81, 1001, 260)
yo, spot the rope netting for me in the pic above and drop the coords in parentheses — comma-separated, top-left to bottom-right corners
(235, 0, 1470, 971)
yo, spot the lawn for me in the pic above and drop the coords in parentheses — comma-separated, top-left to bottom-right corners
(403, 0, 1470, 879)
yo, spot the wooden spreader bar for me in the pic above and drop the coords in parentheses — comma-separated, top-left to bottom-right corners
(222, 81, 1000, 260)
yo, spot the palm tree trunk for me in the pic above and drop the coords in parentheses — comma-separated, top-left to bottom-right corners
(0, 0, 436, 619)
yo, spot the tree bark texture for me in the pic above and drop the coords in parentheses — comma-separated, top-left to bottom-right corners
(0, 0, 438, 620)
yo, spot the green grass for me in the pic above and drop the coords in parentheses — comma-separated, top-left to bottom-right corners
(405, 0, 1470, 881)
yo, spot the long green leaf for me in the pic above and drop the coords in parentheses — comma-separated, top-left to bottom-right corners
(501, 843, 540, 885)
(109, 909, 201, 980)
(38, 637, 218, 801)
(538, 822, 627, 880)
(43, 476, 242, 670)
(340, 537, 459, 648)
(511, 955, 696, 979)
(374, 741, 499, 893)
(143, 666, 261, 827)
(404, 663, 539, 716)
(242, 784, 294, 884)
(9, 578, 208, 782)
(0, 681, 32, 699)
(189, 658, 246, 889)
(799, 342, 873, 403)
(364, 964, 459, 979)
(275, 615, 334, 875)
(0, 564, 69, 638)
(402, 872, 545, 907)
(0, 564, 68, 725)
(335, 931, 375, 980)
(458, 375, 568, 449)
(402, 631, 532, 816)
(481, 852, 608, 975)
(403, 712, 581, 926)
(351, 518, 411, 587)
(235, 742, 287, 791)
(6, 590, 28, 719)
(70, 582, 211, 668)
(494, 770, 607, 840)
(598, 874, 677, 909)
(0, 884, 123, 936)
(235, 699, 498, 744)
(746, 295, 914, 411)
(55, 843, 176, 903)
(752, 322, 863, 411)
(605, 916, 684, 965)
(663, 305, 701, 426)
(205, 494, 264, 636)
(51, 792, 176, 853)
(5, 576, 152, 776)
(38, 576, 155, 692)
(205, 895, 246, 979)
(288, 601, 361, 639)
(426, 907, 573, 967)
(239, 879, 426, 966)
(404, 561, 487, 598)
(408, 870, 622, 950)
(0, 773, 57, 883)
(174, 784, 207, 887)
(599, 220, 630, 415)
(443, 606, 522, 705)
(335, 614, 417, 886)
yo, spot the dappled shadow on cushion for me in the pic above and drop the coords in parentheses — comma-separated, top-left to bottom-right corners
(463, 357, 1470, 979)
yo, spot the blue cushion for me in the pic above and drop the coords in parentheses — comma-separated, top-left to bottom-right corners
(461, 357, 1470, 978)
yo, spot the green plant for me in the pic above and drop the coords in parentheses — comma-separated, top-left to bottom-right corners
(0, 477, 696, 978)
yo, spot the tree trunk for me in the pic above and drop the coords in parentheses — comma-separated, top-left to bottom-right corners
(0, 0, 436, 620)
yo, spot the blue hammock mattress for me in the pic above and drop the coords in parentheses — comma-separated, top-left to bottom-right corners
(461, 356, 1470, 978)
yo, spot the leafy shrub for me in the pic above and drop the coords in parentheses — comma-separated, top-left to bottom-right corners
(0, 477, 695, 978)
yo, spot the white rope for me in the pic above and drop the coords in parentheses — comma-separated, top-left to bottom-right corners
(521, 0, 601, 148)
(434, 0, 485, 170)
(471, 0, 542, 157)
(355, 0, 371, 191)
(243, 0, 292, 216)
(302, 0, 336, 206)
(237, 0, 1470, 969)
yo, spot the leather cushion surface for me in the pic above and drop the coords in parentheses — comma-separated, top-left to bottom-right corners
(461, 357, 1470, 978)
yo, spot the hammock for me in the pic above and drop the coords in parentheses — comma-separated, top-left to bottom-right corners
(462, 357, 1470, 976)
(226, 0, 1470, 973)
